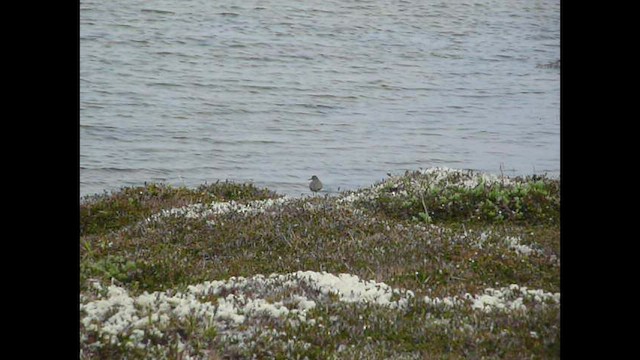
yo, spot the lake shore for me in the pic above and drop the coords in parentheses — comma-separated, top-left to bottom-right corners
(80, 167, 560, 359)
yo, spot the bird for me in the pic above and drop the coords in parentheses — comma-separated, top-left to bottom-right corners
(308, 175, 323, 193)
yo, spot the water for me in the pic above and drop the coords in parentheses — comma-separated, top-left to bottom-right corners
(80, 0, 560, 198)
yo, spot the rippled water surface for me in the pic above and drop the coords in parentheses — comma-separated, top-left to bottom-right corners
(80, 0, 560, 197)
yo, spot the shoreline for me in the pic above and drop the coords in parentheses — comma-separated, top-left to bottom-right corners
(80, 166, 561, 201)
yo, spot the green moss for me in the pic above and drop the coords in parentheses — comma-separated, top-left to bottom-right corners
(358, 172, 559, 225)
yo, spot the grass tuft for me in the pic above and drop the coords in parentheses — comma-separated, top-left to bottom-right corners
(80, 181, 279, 236)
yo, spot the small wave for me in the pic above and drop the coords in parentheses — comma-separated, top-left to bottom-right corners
(242, 84, 279, 91)
(146, 82, 183, 88)
(89, 167, 139, 173)
(536, 59, 560, 69)
(141, 8, 175, 15)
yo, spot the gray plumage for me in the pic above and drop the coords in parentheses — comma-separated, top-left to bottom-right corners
(308, 175, 323, 193)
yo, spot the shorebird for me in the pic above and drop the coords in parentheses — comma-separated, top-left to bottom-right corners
(308, 175, 323, 193)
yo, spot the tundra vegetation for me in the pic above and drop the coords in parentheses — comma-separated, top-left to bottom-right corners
(80, 168, 560, 359)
